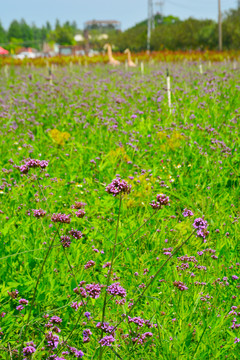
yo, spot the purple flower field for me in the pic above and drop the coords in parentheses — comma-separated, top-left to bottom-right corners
(0, 62, 239, 359)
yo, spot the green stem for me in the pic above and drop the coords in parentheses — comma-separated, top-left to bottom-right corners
(99, 195, 122, 360)
(111, 229, 196, 334)
(19, 224, 60, 355)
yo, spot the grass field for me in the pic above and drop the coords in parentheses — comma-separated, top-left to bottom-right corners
(0, 62, 239, 359)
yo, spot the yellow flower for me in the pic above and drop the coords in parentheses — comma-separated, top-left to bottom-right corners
(49, 128, 70, 146)
(108, 147, 131, 163)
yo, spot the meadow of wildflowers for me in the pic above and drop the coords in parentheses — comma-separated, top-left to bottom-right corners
(0, 61, 239, 359)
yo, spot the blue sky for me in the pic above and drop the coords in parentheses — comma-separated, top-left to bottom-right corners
(1, 0, 238, 30)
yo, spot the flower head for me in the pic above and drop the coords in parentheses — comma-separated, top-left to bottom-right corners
(99, 335, 115, 347)
(23, 342, 36, 357)
(19, 298, 28, 305)
(51, 213, 71, 224)
(182, 208, 194, 217)
(193, 217, 209, 241)
(69, 229, 83, 239)
(150, 194, 170, 209)
(60, 235, 71, 248)
(75, 209, 86, 218)
(85, 283, 101, 299)
(107, 282, 127, 298)
(84, 260, 95, 269)
(106, 176, 131, 197)
(45, 331, 59, 350)
(33, 209, 46, 218)
(18, 159, 49, 174)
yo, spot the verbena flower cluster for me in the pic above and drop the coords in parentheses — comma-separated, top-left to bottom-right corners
(99, 335, 115, 347)
(193, 217, 209, 241)
(71, 201, 87, 209)
(51, 213, 71, 224)
(32, 209, 46, 218)
(75, 209, 86, 218)
(107, 282, 127, 298)
(150, 194, 170, 209)
(18, 158, 49, 174)
(105, 176, 131, 196)
(69, 228, 83, 239)
(173, 280, 189, 291)
(85, 283, 102, 299)
(60, 235, 71, 248)
(182, 208, 194, 217)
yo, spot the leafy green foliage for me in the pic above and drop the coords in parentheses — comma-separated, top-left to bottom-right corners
(0, 62, 239, 359)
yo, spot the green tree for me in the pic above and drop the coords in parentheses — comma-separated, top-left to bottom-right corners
(223, 8, 240, 49)
(19, 19, 33, 47)
(0, 21, 7, 45)
(8, 20, 22, 41)
(48, 26, 75, 45)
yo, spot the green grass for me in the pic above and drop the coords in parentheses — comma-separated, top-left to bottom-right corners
(0, 62, 239, 359)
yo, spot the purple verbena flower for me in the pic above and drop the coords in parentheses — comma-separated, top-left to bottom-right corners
(60, 235, 71, 248)
(193, 217, 209, 241)
(45, 331, 59, 350)
(106, 176, 131, 197)
(23, 343, 36, 357)
(83, 328, 92, 343)
(75, 209, 86, 218)
(71, 201, 86, 209)
(51, 213, 71, 224)
(84, 260, 95, 269)
(182, 208, 194, 217)
(173, 281, 188, 291)
(193, 217, 208, 230)
(128, 316, 145, 327)
(69, 228, 82, 239)
(19, 298, 28, 305)
(8, 289, 19, 299)
(85, 283, 101, 299)
(68, 347, 84, 358)
(84, 312, 91, 319)
(99, 335, 115, 347)
(50, 316, 62, 324)
(32, 209, 46, 218)
(96, 322, 115, 334)
(107, 282, 127, 298)
(150, 194, 169, 209)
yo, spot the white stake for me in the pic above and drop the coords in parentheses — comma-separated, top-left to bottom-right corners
(140, 61, 144, 75)
(199, 63, 203, 74)
(4, 65, 9, 79)
(233, 60, 237, 70)
(167, 70, 171, 113)
(49, 65, 53, 85)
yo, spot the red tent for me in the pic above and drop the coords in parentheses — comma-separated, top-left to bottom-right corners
(0, 47, 9, 55)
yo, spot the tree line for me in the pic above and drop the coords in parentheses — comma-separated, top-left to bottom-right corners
(0, 19, 78, 52)
(0, 8, 239, 53)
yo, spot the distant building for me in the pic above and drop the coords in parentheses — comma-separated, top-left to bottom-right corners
(42, 42, 59, 57)
(15, 48, 40, 59)
(84, 20, 121, 31)
(59, 45, 86, 56)
(97, 34, 109, 40)
(74, 34, 85, 42)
